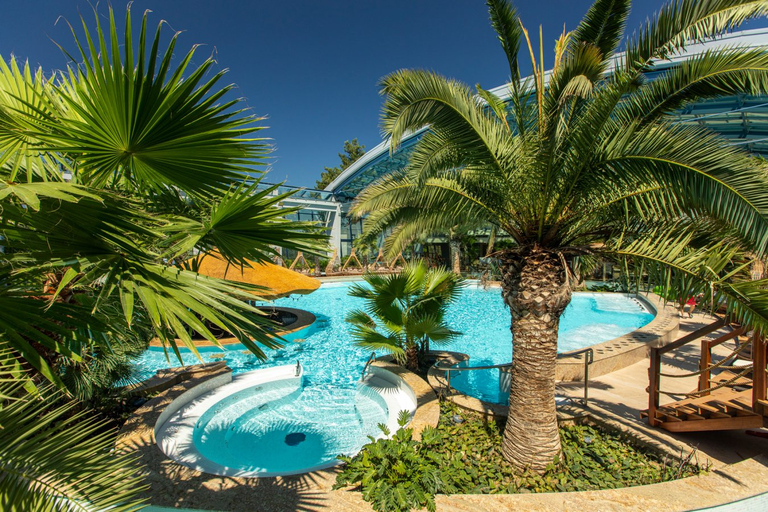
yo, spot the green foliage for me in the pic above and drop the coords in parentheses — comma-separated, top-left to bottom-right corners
(0, 346, 146, 511)
(352, 0, 768, 333)
(335, 403, 702, 511)
(346, 262, 463, 368)
(316, 138, 366, 189)
(588, 281, 625, 292)
(335, 412, 444, 512)
(0, 6, 327, 385)
(0, 6, 327, 510)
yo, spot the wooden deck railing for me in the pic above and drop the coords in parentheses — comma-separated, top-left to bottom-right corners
(698, 325, 746, 396)
(647, 317, 768, 427)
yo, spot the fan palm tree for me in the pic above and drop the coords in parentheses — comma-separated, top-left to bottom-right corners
(352, 0, 768, 472)
(0, 7, 326, 386)
(0, 344, 146, 510)
(346, 262, 463, 371)
(0, 7, 326, 507)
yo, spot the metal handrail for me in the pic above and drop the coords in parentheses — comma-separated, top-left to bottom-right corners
(432, 361, 514, 372)
(432, 346, 595, 407)
(558, 347, 594, 406)
(361, 352, 376, 380)
(295, 360, 302, 377)
(431, 360, 514, 391)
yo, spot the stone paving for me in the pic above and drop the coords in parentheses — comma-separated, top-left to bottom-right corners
(119, 310, 768, 511)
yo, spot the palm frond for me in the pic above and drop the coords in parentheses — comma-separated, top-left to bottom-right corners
(39, 7, 267, 197)
(624, 0, 768, 70)
(486, 0, 524, 87)
(0, 57, 64, 182)
(0, 349, 146, 511)
(620, 47, 768, 124)
(571, 0, 631, 59)
(594, 121, 768, 255)
(165, 182, 327, 266)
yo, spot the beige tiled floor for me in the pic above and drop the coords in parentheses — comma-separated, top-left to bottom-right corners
(123, 311, 768, 511)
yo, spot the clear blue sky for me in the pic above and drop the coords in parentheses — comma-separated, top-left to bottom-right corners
(3, 1, 768, 187)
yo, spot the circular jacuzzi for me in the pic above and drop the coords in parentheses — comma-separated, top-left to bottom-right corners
(155, 364, 416, 477)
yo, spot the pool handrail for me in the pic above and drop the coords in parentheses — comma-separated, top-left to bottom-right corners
(559, 347, 594, 406)
(433, 347, 594, 407)
(431, 359, 514, 398)
(361, 351, 376, 381)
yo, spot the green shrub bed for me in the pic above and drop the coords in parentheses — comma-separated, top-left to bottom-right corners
(335, 403, 703, 512)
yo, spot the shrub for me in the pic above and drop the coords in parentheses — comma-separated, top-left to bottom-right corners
(335, 404, 703, 511)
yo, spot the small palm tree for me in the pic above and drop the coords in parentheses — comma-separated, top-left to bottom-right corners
(346, 262, 463, 371)
(353, 0, 768, 472)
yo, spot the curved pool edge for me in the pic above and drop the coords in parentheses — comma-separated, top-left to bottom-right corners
(154, 364, 307, 478)
(428, 293, 679, 417)
(556, 292, 679, 381)
(368, 360, 440, 441)
(147, 307, 317, 349)
(118, 361, 438, 485)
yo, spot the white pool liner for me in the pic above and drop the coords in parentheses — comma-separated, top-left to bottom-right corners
(155, 363, 417, 478)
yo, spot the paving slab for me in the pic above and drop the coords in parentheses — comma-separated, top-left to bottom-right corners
(119, 311, 768, 511)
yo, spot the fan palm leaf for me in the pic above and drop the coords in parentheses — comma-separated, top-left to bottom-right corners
(0, 7, 327, 385)
(0, 347, 146, 511)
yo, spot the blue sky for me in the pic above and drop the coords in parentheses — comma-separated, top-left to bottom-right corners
(3, 1, 768, 187)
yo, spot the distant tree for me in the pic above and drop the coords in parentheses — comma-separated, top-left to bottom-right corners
(316, 138, 366, 189)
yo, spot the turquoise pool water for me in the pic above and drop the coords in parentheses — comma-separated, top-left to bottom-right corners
(446, 291, 655, 403)
(133, 283, 653, 404)
(191, 377, 388, 475)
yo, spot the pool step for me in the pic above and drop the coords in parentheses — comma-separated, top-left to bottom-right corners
(359, 374, 416, 436)
(223, 386, 303, 442)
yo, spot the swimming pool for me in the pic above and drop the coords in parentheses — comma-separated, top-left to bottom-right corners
(133, 283, 653, 382)
(445, 289, 655, 403)
(135, 282, 653, 472)
(154, 364, 402, 476)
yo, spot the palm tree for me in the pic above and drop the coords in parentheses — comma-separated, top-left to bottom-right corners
(0, 7, 326, 386)
(0, 345, 146, 511)
(0, 7, 326, 507)
(352, 0, 768, 472)
(346, 262, 463, 371)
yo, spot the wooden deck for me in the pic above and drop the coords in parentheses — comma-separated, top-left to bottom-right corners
(643, 317, 768, 433)
(641, 386, 764, 432)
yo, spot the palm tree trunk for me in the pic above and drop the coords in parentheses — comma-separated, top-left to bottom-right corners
(498, 246, 571, 473)
(449, 238, 461, 275)
(405, 344, 419, 372)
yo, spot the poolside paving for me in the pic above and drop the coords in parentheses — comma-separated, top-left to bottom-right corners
(555, 311, 768, 465)
(119, 311, 768, 511)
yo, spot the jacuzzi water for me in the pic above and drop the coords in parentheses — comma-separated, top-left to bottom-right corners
(189, 378, 388, 475)
(135, 283, 653, 472)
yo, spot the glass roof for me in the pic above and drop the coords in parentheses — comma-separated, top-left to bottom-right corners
(331, 65, 768, 203)
(256, 181, 335, 202)
(331, 136, 421, 202)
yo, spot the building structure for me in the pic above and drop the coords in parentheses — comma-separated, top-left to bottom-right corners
(271, 29, 768, 259)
